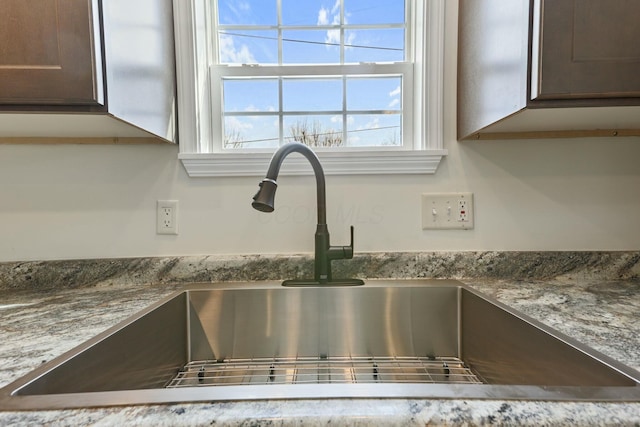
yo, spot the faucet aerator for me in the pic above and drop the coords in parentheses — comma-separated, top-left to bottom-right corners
(252, 179, 277, 212)
(251, 202, 274, 213)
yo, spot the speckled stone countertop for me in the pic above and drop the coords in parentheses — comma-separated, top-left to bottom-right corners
(1, 252, 640, 426)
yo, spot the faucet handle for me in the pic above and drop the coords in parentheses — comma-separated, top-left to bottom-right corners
(344, 225, 355, 259)
(327, 225, 356, 261)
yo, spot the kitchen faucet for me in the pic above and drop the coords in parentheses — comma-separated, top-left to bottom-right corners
(252, 142, 364, 286)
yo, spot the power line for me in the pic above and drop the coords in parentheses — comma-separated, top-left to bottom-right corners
(219, 31, 403, 52)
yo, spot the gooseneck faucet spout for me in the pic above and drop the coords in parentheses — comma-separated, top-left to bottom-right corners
(252, 142, 364, 287)
(251, 142, 327, 224)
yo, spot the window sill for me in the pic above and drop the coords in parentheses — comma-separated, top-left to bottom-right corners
(179, 149, 447, 177)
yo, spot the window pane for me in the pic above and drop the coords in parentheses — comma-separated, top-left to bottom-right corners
(224, 115, 279, 149)
(214, 0, 410, 151)
(283, 79, 342, 112)
(283, 30, 339, 64)
(347, 114, 401, 147)
(345, 0, 405, 25)
(284, 115, 344, 147)
(344, 29, 405, 63)
(219, 31, 277, 64)
(218, 0, 277, 25)
(282, 0, 335, 26)
(347, 77, 401, 111)
(224, 79, 278, 113)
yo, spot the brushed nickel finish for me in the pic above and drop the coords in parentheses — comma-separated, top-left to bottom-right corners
(1, 280, 639, 410)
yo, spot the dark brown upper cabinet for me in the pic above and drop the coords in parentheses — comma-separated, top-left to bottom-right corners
(0, 0, 176, 143)
(458, 0, 640, 140)
(0, 0, 102, 105)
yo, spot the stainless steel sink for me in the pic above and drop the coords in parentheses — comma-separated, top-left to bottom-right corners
(1, 280, 639, 410)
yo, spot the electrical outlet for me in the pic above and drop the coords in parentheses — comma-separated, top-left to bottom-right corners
(422, 193, 474, 230)
(157, 200, 178, 235)
(458, 199, 468, 222)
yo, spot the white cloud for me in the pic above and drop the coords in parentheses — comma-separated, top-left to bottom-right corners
(331, 115, 354, 125)
(326, 27, 340, 46)
(238, 105, 276, 114)
(225, 116, 253, 133)
(331, 0, 340, 15)
(388, 86, 401, 108)
(219, 35, 256, 64)
(345, 31, 356, 48)
(360, 117, 381, 131)
(223, 1, 251, 24)
(319, 1, 355, 48)
(317, 7, 329, 25)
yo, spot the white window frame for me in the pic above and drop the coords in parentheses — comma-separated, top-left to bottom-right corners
(174, 0, 446, 177)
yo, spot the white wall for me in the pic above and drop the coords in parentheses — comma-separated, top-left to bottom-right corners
(1, 2, 639, 262)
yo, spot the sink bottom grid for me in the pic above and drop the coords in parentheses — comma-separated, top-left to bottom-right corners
(166, 355, 484, 388)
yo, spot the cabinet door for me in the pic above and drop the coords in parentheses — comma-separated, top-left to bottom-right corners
(533, 0, 640, 100)
(0, 0, 102, 105)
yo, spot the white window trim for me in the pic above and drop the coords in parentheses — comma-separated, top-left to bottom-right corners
(173, 0, 446, 177)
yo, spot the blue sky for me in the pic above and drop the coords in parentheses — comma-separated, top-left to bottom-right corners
(218, 1, 404, 27)
(217, 1, 405, 149)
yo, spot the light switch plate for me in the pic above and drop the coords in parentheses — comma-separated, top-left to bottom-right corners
(422, 193, 474, 230)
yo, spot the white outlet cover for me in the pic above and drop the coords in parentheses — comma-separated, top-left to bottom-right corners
(157, 200, 178, 235)
(422, 193, 474, 230)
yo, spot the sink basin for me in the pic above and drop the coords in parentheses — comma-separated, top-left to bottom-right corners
(1, 280, 639, 410)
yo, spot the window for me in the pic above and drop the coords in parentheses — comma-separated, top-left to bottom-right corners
(216, 1, 407, 150)
(174, 0, 446, 176)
